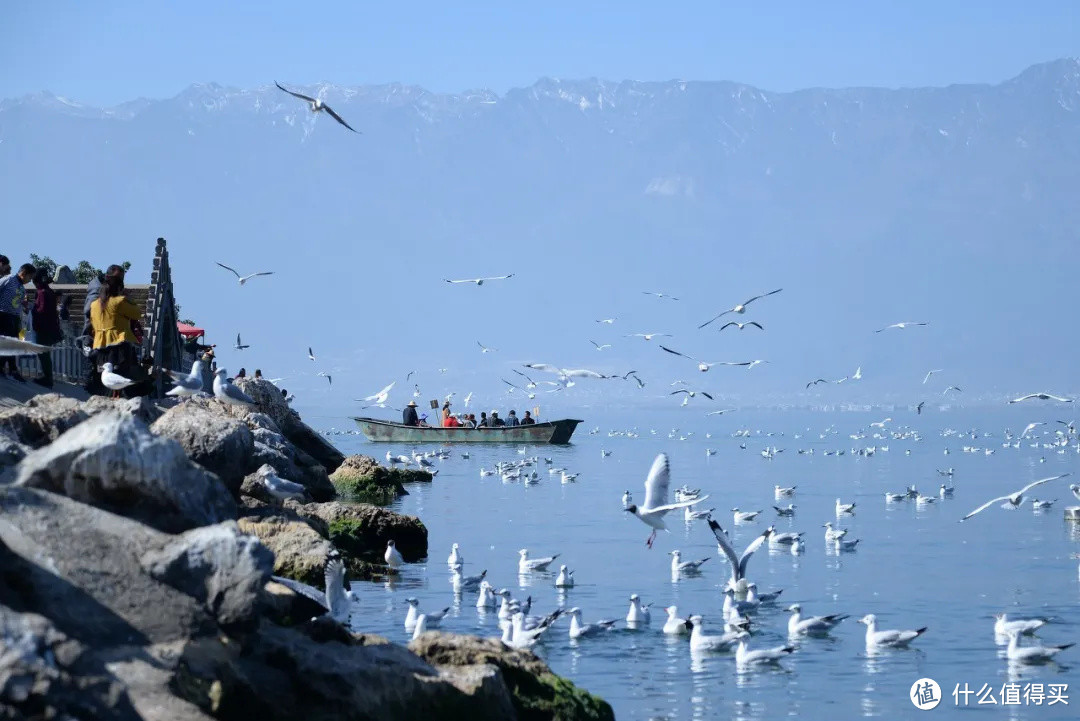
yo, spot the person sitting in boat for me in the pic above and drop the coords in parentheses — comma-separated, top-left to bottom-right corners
(442, 402, 462, 428)
(521, 410, 536, 425)
(418, 413, 430, 427)
(402, 400, 419, 426)
(490, 411, 506, 427)
(462, 413, 477, 428)
(476, 411, 489, 428)
(505, 409, 520, 427)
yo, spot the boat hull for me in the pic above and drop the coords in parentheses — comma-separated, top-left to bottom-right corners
(352, 417, 583, 444)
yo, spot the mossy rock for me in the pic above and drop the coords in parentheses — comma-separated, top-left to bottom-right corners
(410, 632, 614, 721)
(330, 457, 432, 505)
(292, 500, 428, 563)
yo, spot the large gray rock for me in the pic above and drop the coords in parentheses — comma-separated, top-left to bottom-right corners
(83, 395, 164, 425)
(52, 264, 77, 284)
(0, 486, 217, 647)
(151, 401, 255, 495)
(236, 504, 334, 586)
(0, 604, 142, 721)
(292, 500, 428, 563)
(0, 393, 88, 448)
(15, 412, 237, 534)
(141, 522, 273, 631)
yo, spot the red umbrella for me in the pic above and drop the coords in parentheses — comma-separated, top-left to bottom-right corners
(177, 322, 205, 339)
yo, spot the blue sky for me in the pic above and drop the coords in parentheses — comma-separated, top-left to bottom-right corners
(2, 1, 1078, 105)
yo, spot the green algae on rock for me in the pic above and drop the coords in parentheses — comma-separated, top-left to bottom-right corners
(329, 454, 432, 505)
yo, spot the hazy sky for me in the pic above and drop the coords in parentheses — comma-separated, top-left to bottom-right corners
(3, 1, 1078, 105)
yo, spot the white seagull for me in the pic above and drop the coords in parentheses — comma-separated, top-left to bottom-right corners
(624, 453, 709, 548)
(568, 608, 618, 639)
(626, 332, 672, 341)
(213, 369, 256, 407)
(859, 614, 927, 648)
(589, 340, 612, 351)
(875, 321, 929, 333)
(554, 565, 574, 588)
(447, 543, 463, 569)
(669, 550, 710, 573)
(166, 359, 205, 398)
(1009, 393, 1073, 404)
(257, 465, 307, 502)
(698, 289, 783, 328)
(275, 81, 359, 132)
(477, 341, 498, 353)
(686, 615, 748, 652)
(384, 540, 404, 569)
(1004, 631, 1073, 664)
(786, 604, 849, 636)
(443, 274, 514, 286)
(735, 639, 796, 666)
(642, 291, 679, 301)
(959, 474, 1071, 521)
(923, 369, 943, 384)
(233, 334, 249, 351)
(994, 613, 1048, 637)
(663, 606, 689, 635)
(215, 262, 274, 286)
(596, 318, 617, 324)
(708, 518, 771, 592)
(361, 381, 395, 405)
(523, 363, 607, 385)
(307, 347, 316, 361)
(626, 594, 651, 624)
(100, 362, 135, 393)
(718, 321, 764, 332)
(518, 548, 559, 572)
(270, 551, 356, 623)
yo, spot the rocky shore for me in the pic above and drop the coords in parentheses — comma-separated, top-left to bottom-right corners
(0, 379, 614, 720)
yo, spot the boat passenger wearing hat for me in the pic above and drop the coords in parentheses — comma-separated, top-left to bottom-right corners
(402, 400, 419, 426)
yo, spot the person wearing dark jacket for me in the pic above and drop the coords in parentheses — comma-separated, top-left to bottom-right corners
(476, 412, 489, 428)
(402, 400, 419, 426)
(505, 410, 520, 427)
(521, 411, 536, 425)
(30, 268, 62, 388)
(490, 412, 505, 428)
(81, 271, 105, 394)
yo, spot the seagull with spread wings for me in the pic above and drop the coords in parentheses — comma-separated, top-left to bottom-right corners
(443, 274, 514, 286)
(708, 518, 772, 593)
(960, 474, 1071, 522)
(642, 291, 679, 301)
(1009, 393, 1074, 404)
(275, 81, 359, 132)
(699, 289, 782, 328)
(923, 369, 943, 384)
(360, 381, 395, 405)
(234, 334, 249, 351)
(477, 341, 498, 354)
(308, 347, 316, 361)
(216, 262, 274, 286)
(626, 332, 672, 341)
(624, 453, 709, 548)
(719, 321, 764, 332)
(671, 389, 714, 401)
(524, 363, 607, 386)
(589, 340, 612, 351)
(875, 321, 929, 333)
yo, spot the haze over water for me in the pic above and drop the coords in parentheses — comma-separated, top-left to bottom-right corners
(327, 407, 1080, 720)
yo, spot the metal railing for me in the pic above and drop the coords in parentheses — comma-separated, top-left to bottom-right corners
(16, 336, 88, 384)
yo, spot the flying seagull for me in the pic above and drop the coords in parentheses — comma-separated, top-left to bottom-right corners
(708, 518, 771, 592)
(624, 453, 709, 547)
(806, 378, 829, 388)
(477, 341, 498, 354)
(589, 340, 612, 351)
(234, 334, 249, 351)
(875, 321, 929, 333)
(0, 337, 56, 355)
(923, 369, 943, 384)
(719, 321, 764, 332)
(1009, 393, 1073, 404)
(361, 381, 395, 405)
(595, 318, 617, 324)
(942, 386, 962, 395)
(705, 408, 736, 415)
(443, 275, 514, 286)
(698, 289, 783, 328)
(523, 363, 607, 386)
(642, 291, 679, 301)
(215, 262, 274, 286)
(626, 332, 672, 341)
(317, 371, 332, 386)
(308, 347, 316, 361)
(275, 81, 359, 132)
(670, 389, 714, 401)
(959, 474, 1071, 522)
(916, 401, 925, 415)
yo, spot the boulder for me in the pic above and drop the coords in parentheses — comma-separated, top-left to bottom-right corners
(83, 395, 164, 425)
(0, 393, 88, 448)
(329, 454, 433, 505)
(0, 430, 29, 484)
(53, 264, 78, 284)
(246, 427, 336, 502)
(151, 401, 255, 495)
(140, 522, 274, 631)
(236, 505, 333, 586)
(410, 632, 615, 721)
(15, 412, 237, 534)
(0, 486, 217, 646)
(291, 500, 427, 563)
(0, 604, 142, 721)
(260, 580, 328, 627)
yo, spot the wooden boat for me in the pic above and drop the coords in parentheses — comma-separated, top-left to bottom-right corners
(352, 417, 583, 444)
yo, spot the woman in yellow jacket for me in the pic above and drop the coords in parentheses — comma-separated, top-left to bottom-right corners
(89, 266, 141, 378)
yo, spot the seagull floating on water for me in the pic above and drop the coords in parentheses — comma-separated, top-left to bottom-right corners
(518, 548, 559, 572)
(669, 550, 710, 573)
(1005, 631, 1074, 664)
(859, 614, 927, 649)
(786, 604, 849, 636)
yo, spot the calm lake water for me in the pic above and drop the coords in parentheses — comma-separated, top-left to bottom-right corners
(326, 408, 1079, 720)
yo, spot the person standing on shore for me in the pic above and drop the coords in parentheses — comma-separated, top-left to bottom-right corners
(81, 269, 106, 393)
(0, 260, 35, 381)
(30, 268, 62, 388)
(89, 265, 142, 388)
